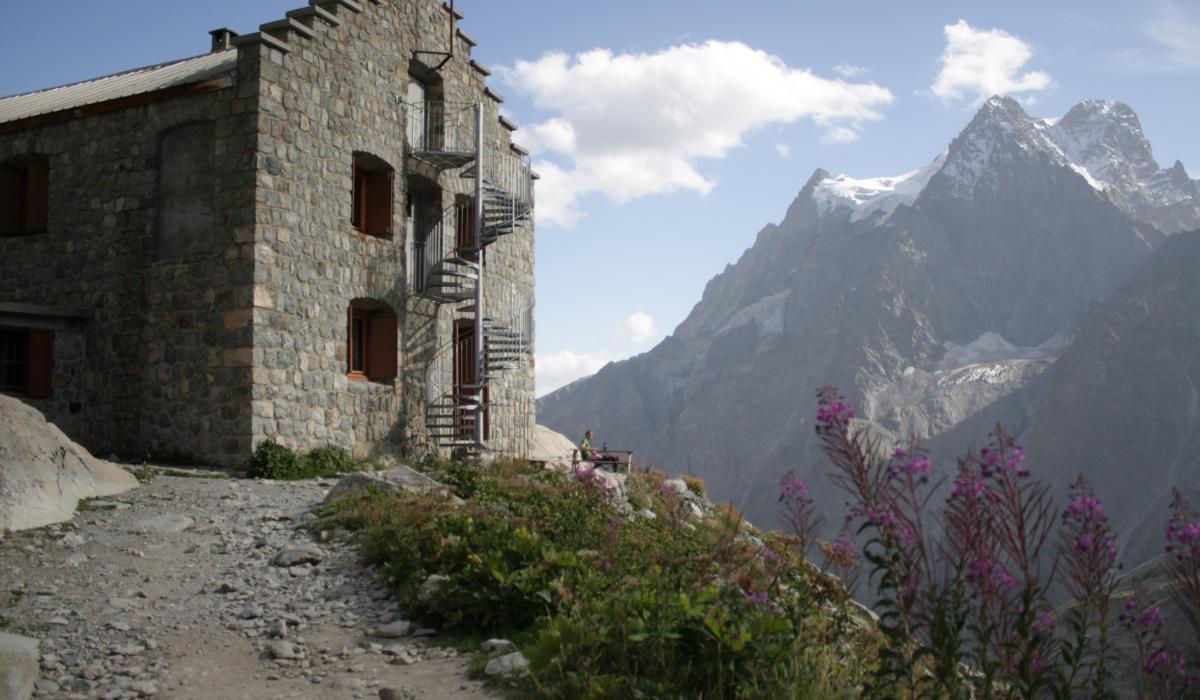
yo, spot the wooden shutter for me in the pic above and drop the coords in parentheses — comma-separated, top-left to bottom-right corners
(0, 168, 20, 235)
(24, 162, 49, 233)
(365, 169, 393, 237)
(366, 313, 397, 380)
(26, 329, 54, 398)
(455, 194, 477, 261)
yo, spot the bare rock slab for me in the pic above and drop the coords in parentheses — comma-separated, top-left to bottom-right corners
(272, 543, 324, 567)
(0, 395, 137, 533)
(483, 651, 528, 677)
(0, 631, 40, 700)
(322, 466, 454, 505)
(131, 513, 195, 534)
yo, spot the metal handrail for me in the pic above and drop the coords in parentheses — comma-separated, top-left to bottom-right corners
(482, 149, 535, 212)
(412, 199, 476, 294)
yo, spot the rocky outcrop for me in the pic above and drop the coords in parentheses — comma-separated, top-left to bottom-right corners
(528, 425, 577, 468)
(0, 395, 138, 533)
(321, 465, 455, 505)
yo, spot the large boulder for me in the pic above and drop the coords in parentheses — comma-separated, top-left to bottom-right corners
(322, 465, 456, 505)
(0, 631, 39, 700)
(0, 395, 138, 533)
(529, 425, 577, 469)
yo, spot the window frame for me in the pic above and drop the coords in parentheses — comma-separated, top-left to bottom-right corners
(346, 302, 398, 383)
(0, 326, 53, 397)
(0, 159, 49, 237)
(348, 307, 370, 380)
(350, 154, 394, 239)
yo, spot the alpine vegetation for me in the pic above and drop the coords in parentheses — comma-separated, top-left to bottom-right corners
(808, 386, 1200, 698)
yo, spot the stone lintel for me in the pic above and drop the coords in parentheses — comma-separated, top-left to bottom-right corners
(231, 32, 293, 54)
(509, 143, 529, 156)
(262, 18, 316, 40)
(498, 115, 518, 131)
(483, 87, 503, 103)
(297, 2, 341, 26)
(456, 28, 477, 47)
(468, 59, 490, 76)
(442, 2, 465, 20)
(0, 301, 93, 319)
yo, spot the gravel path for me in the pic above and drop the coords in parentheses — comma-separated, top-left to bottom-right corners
(0, 472, 499, 700)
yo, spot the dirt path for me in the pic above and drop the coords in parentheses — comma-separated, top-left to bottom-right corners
(0, 472, 499, 700)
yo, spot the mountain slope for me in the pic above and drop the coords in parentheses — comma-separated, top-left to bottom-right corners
(539, 96, 1183, 536)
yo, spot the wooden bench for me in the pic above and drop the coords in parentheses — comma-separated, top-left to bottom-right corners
(571, 448, 634, 473)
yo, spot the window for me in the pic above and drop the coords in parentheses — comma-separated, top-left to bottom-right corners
(0, 159, 49, 237)
(0, 327, 53, 397)
(351, 154, 394, 238)
(347, 301, 397, 381)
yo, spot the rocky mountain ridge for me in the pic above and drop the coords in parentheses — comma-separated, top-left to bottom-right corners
(540, 96, 1198, 565)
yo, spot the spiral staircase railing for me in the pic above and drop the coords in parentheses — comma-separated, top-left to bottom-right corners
(405, 100, 535, 459)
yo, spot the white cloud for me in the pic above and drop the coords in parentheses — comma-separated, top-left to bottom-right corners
(930, 20, 1052, 104)
(620, 311, 658, 345)
(1145, 2, 1200, 71)
(536, 350, 615, 396)
(498, 41, 894, 228)
(773, 142, 791, 157)
(820, 127, 859, 144)
(834, 63, 868, 79)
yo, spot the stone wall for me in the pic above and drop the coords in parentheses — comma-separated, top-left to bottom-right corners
(245, 0, 535, 462)
(0, 0, 535, 466)
(0, 64, 258, 465)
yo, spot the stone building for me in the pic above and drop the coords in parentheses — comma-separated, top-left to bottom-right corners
(0, 0, 536, 466)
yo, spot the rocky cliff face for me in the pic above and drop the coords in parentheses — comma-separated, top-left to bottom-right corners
(539, 97, 1198, 551)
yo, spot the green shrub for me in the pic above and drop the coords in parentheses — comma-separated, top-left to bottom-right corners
(248, 439, 303, 479)
(248, 440, 376, 480)
(318, 461, 879, 697)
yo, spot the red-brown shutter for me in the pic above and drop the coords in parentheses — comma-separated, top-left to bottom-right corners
(366, 313, 397, 380)
(0, 168, 20, 235)
(455, 194, 477, 261)
(26, 329, 54, 398)
(365, 170, 393, 237)
(24, 162, 49, 233)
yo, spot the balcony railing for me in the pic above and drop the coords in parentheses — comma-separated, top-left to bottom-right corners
(404, 100, 477, 168)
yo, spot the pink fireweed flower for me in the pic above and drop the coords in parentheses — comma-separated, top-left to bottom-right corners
(779, 473, 809, 501)
(832, 535, 858, 558)
(965, 556, 1018, 594)
(743, 590, 769, 605)
(904, 456, 933, 477)
(816, 401, 855, 425)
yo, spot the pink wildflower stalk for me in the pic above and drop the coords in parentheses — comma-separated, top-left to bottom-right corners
(778, 470, 822, 557)
(1166, 489, 1200, 637)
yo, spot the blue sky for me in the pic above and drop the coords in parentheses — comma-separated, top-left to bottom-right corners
(3, 1, 1198, 395)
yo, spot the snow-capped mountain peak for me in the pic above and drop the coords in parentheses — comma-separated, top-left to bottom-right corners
(802, 95, 1200, 233)
(1043, 99, 1200, 232)
(811, 153, 946, 222)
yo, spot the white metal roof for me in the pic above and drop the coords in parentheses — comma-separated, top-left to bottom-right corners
(0, 51, 238, 126)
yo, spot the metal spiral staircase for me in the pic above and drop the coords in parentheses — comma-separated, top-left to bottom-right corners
(406, 100, 534, 458)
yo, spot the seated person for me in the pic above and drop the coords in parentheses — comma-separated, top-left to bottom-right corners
(580, 430, 617, 466)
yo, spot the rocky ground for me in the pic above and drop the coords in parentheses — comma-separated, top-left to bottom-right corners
(0, 470, 499, 700)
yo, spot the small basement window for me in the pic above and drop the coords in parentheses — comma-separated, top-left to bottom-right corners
(347, 301, 398, 381)
(0, 159, 49, 236)
(351, 154, 394, 238)
(0, 327, 53, 397)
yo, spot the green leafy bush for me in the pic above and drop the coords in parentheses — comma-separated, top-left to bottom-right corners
(247, 440, 377, 480)
(318, 461, 879, 697)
